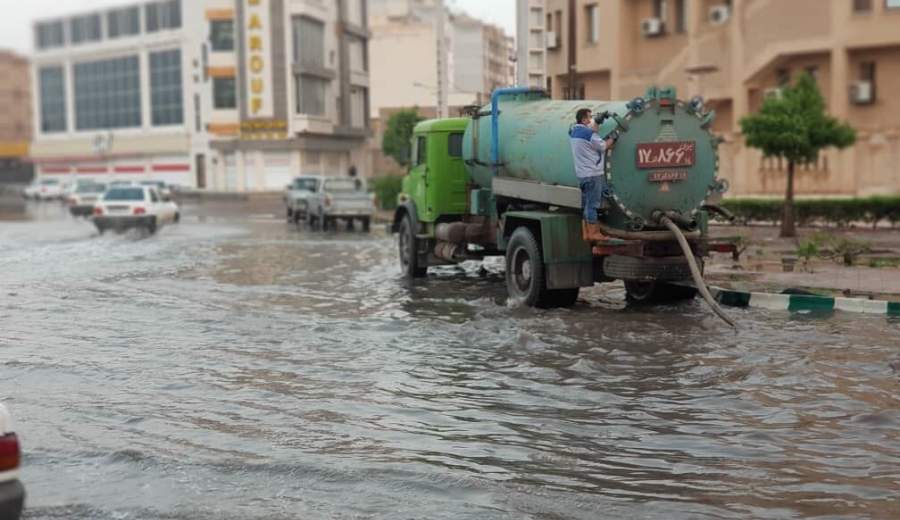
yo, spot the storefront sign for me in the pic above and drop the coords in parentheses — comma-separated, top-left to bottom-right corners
(636, 141, 696, 169)
(245, 0, 273, 118)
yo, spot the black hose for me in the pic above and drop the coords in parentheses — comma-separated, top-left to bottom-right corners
(659, 216, 737, 329)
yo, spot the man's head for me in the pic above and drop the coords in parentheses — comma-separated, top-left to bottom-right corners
(576, 108, 592, 126)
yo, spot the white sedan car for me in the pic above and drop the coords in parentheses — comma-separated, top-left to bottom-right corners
(23, 178, 64, 200)
(0, 404, 24, 520)
(92, 186, 180, 234)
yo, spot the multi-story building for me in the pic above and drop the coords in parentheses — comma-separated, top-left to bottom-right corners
(516, 0, 549, 88)
(0, 51, 33, 183)
(369, 0, 513, 116)
(0, 51, 32, 183)
(29, 0, 371, 192)
(520, 0, 900, 197)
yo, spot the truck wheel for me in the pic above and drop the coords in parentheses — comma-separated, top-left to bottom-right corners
(147, 218, 158, 235)
(286, 208, 293, 222)
(399, 214, 427, 278)
(625, 281, 697, 303)
(505, 227, 556, 308)
(361, 217, 371, 233)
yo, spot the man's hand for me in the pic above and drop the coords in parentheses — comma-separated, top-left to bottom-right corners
(605, 138, 616, 150)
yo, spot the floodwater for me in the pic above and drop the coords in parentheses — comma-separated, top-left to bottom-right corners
(2, 200, 900, 520)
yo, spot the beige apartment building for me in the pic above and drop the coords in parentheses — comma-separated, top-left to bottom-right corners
(369, 0, 514, 115)
(522, 0, 900, 197)
(0, 51, 32, 182)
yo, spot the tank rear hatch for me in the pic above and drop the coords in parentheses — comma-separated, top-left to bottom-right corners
(606, 88, 725, 231)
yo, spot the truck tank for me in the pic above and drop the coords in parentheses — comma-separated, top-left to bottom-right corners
(462, 87, 726, 232)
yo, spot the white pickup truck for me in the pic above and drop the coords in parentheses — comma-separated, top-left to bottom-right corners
(283, 176, 321, 224)
(305, 177, 375, 232)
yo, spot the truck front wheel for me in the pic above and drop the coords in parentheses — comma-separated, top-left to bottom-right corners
(506, 226, 576, 308)
(399, 214, 427, 278)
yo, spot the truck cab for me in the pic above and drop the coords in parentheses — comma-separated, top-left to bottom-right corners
(400, 118, 470, 224)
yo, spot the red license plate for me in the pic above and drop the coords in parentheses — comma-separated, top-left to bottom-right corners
(636, 141, 696, 169)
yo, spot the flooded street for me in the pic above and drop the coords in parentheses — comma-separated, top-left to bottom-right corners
(3, 201, 900, 519)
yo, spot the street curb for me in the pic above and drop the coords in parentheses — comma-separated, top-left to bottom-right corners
(710, 287, 900, 316)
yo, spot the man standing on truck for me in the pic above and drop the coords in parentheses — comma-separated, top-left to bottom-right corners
(570, 108, 617, 242)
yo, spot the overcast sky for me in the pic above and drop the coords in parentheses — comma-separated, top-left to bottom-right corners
(0, 0, 517, 55)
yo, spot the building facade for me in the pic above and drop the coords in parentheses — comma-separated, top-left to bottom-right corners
(368, 0, 514, 117)
(519, 0, 900, 197)
(516, 0, 549, 89)
(0, 51, 34, 183)
(30, 0, 371, 191)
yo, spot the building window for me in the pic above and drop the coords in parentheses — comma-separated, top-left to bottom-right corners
(776, 68, 791, 86)
(675, 0, 687, 33)
(554, 10, 562, 40)
(74, 56, 141, 130)
(293, 16, 326, 68)
(585, 4, 599, 44)
(107, 7, 140, 39)
(70, 14, 102, 45)
(343, 0, 365, 27)
(209, 20, 234, 51)
(348, 35, 367, 72)
(35, 21, 65, 50)
(653, 0, 668, 24)
(213, 77, 237, 109)
(853, 0, 873, 11)
(150, 49, 183, 126)
(38, 66, 66, 133)
(146, 0, 181, 33)
(805, 65, 820, 83)
(349, 87, 367, 128)
(861, 61, 877, 101)
(296, 76, 328, 116)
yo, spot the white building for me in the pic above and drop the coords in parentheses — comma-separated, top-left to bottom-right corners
(30, 0, 371, 191)
(368, 0, 513, 116)
(516, 0, 547, 89)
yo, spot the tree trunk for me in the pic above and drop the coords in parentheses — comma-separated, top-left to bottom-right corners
(781, 160, 796, 238)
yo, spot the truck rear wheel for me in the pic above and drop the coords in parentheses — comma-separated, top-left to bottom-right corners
(399, 214, 427, 278)
(506, 227, 577, 308)
(625, 281, 697, 303)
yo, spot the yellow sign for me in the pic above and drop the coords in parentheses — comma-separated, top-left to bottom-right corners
(245, 0, 272, 117)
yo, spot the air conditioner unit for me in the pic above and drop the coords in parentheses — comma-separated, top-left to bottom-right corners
(764, 87, 783, 99)
(545, 31, 559, 50)
(641, 17, 664, 37)
(850, 81, 873, 104)
(709, 5, 731, 25)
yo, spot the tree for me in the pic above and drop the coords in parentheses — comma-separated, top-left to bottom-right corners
(740, 73, 856, 238)
(382, 109, 424, 167)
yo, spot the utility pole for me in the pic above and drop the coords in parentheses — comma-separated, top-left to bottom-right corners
(435, 0, 449, 118)
(567, 0, 577, 99)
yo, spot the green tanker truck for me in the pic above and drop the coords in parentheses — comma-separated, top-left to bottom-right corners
(391, 86, 736, 325)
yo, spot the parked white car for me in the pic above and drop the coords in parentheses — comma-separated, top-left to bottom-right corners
(92, 186, 180, 234)
(140, 180, 172, 199)
(0, 403, 24, 520)
(23, 178, 64, 200)
(67, 182, 108, 217)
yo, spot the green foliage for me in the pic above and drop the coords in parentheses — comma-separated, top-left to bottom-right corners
(740, 73, 856, 237)
(721, 197, 900, 228)
(370, 175, 404, 210)
(382, 109, 424, 167)
(740, 73, 856, 164)
(826, 236, 872, 266)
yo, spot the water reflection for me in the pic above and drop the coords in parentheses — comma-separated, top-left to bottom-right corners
(2, 203, 899, 520)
